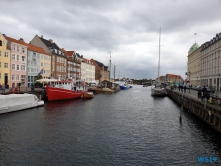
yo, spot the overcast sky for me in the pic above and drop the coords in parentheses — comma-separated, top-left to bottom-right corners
(1, 0, 221, 79)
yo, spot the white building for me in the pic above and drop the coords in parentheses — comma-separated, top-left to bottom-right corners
(81, 58, 95, 82)
(200, 33, 221, 91)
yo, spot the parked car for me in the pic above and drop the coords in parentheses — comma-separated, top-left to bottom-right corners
(195, 86, 201, 90)
(209, 86, 215, 93)
(205, 87, 211, 93)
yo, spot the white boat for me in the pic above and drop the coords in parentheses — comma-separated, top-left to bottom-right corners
(151, 27, 167, 96)
(0, 93, 44, 114)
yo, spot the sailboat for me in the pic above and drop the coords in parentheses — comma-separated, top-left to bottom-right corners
(151, 27, 167, 96)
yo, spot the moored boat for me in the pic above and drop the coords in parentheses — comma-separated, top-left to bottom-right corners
(88, 86, 102, 94)
(82, 92, 94, 99)
(45, 78, 86, 101)
(46, 85, 83, 101)
(0, 93, 44, 114)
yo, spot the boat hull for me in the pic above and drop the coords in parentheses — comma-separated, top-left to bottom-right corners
(0, 94, 44, 114)
(151, 86, 167, 96)
(88, 89, 102, 94)
(46, 86, 83, 101)
(119, 85, 130, 90)
(82, 92, 94, 99)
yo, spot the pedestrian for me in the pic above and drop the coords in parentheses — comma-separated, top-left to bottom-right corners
(2, 84, 5, 93)
(5, 83, 9, 92)
(184, 85, 187, 93)
(180, 85, 183, 93)
(202, 86, 207, 101)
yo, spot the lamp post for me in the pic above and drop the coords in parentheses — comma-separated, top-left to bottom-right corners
(188, 71, 191, 93)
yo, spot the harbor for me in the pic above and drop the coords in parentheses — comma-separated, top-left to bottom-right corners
(0, 85, 220, 165)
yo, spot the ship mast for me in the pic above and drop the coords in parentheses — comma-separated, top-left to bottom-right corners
(158, 27, 161, 80)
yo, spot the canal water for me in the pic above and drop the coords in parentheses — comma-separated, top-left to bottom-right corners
(0, 85, 220, 165)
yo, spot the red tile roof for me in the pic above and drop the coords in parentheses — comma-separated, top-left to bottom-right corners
(66, 51, 75, 57)
(4, 35, 48, 55)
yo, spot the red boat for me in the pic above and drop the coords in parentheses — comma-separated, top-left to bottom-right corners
(45, 79, 84, 101)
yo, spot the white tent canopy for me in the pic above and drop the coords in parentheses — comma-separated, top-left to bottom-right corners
(36, 78, 58, 83)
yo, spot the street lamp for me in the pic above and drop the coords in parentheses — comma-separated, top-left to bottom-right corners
(188, 71, 191, 93)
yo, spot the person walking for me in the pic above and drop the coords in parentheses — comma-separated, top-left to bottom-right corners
(180, 85, 183, 93)
(202, 86, 207, 101)
(2, 84, 5, 93)
(184, 85, 187, 93)
(5, 83, 9, 93)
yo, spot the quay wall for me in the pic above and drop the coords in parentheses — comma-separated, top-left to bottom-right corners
(166, 90, 221, 134)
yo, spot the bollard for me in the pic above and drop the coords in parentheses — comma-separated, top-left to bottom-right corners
(180, 105, 183, 121)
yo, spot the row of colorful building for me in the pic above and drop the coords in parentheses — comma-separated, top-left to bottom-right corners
(0, 33, 111, 88)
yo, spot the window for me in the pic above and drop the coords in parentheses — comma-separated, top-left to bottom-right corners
(17, 65, 20, 70)
(22, 56, 25, 62)
(12, 54, 15, 60)
(4, 63, 8, 68)
(12, 64, 15, 70)
(0, 62, 1, 67)
(12, 75, 15, 80)
(12, 44, 15, 51)
(0, 40, 2, 46)
(0, 51, 1, 56)
(22, 47, 25, 53)
(21, 65, 25, 71)
(17, 45, 20, 52)
(5, 52, 8, 57)
(16, 75, 19, 80)
(17, 55, 19, 61)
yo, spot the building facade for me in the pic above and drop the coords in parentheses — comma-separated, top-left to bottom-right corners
(81, 58, 95, 82)
(187, 43, 201, 86)
(0, 33, 10, 86)
(30, 35, 67, 79)
(91, 59, 109, 83)
(200, 33, 221, 91)
(4, 35, 28, 88)
(66, 51, 81, 81)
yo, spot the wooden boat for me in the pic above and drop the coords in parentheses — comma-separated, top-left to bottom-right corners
(82, 92, 94, 99)
(88, 86, 102, 94)
(102, 87, 114, 93)
(0, 93, 44, 114)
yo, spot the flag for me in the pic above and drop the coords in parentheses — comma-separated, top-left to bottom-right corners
(38, 68, 44, 75)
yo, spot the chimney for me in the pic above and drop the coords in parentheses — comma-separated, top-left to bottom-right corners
(49, 39, 53, 43)
(19, 38, 25, 42)
(41, 35, 43, 38)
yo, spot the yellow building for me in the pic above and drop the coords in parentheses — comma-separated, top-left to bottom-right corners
(0, 33, 10, 86)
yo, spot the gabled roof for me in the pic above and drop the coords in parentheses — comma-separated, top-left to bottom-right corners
(4, 35, 48, 55)
(39, 37, 60, 50)
(4, 35, 28, 47)
(94, 60, 104, 67)
(66, 51, 75, 57)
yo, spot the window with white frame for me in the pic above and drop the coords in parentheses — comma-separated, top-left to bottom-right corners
(12, 44, 15, 51)
(17, 65, 19, 70)
(12, 54, 15, 60)
(12, 75, 15, 80)
(22, 47, 25, 53)
(21, 65, 25, 71)
(22, 56, 25, 62)
(4, 63, 8, 68)
(5, 52, 8, 57)
(12, 64, 15, 70)
(17, 55, 19, 61)
(16, 75, 19, 80)
(17, 45, 20, 52)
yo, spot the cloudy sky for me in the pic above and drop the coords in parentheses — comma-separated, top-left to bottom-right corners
(1, 0, 221, 79)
